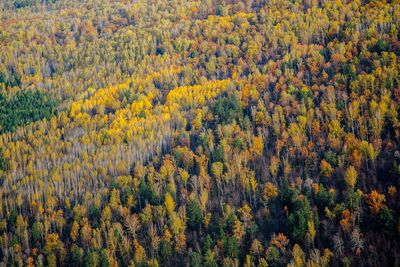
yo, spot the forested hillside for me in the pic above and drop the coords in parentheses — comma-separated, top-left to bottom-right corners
(0, 0, 399, 266)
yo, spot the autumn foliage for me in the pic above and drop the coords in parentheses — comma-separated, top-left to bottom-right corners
(0, 0, 399, 266)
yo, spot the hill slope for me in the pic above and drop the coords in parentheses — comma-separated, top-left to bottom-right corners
(0, 0, 400, 266)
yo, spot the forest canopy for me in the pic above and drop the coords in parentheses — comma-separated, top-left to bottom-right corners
(0, 90, 58, 134)
(0, 0, 399, 266)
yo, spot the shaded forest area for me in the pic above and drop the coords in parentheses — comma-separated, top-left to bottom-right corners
(0, 0, 400, 266)
(0, 90, 58, 134)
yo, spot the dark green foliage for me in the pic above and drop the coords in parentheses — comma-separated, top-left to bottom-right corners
(88, 205, 100, 228)
(13, 0, 34, 9)
(266, 246, 280, 265)
(203, 235, 213, 253)
(190, 252, 202, 267)
(8, 210, 18, 228)
(12, 0, 56, 9)
(345, 189, 362, 210)
(379, 207, 396, 235)
(278, 179, 294, 205)
(137, 177, 149, 205)
(320, 48, 331, 62)
(336, 100, 346, 111)
(212, 145, 225, 162)
(288, 198, 317, 242)
(31, 221, 43, 243)
(0, 0, 399, 266)
(324, 150, 337, 167)
(212, 94, 242, 125)
(0, 71, 21, 88)
(84, 251, 99, 267)
(159, 240, 172, 262)
(222, 212, 236, 233)
(187, 199, 203, 230)
(341, 64, 356, 81)
(11, 234, 19, 246)
(0, 90, 57, 134)
(99, 249, 109, 267)
(233, 137, 245, 151)
(224, 236, 239, 258)
(137, 177, 159, 207)
(316, 184, 334, 207)
(372, 39, 389, 55)
(216, 4, 226, 16)
(0, 73, 5, 84)
(70, 245, 84, 267)
(0, 148, 7, 172)
(120, 186, 133, 206)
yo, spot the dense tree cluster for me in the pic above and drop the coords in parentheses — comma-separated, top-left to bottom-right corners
(0, 0, 399, 266)
(0, 90, 57, 134)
